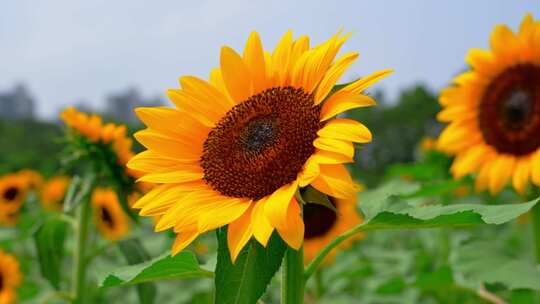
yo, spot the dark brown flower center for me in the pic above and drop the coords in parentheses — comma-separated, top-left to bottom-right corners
(0, 272, 4, 291)
(304, 199, 338, 239)
(100, 207, 115, 229)
(3, 187, 19, 202)
(478, 64, 540, 156)
(201, 87, 321, 200)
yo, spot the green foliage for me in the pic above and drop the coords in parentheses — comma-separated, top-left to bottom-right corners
(33, 217, 68, 290)
(118, 239, 157, 304)
(100, 252, 213, 288)
(214, 228, 286, 304)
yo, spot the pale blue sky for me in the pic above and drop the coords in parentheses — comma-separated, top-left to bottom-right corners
(1, 0, 539, 118)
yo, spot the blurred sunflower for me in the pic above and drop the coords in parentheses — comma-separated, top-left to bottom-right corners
(128, 30, 390, 260)
(0, 175, 26, 213)
(0, 250, 21, 304)
(16, 169, 43, 191)
(303, 195, 363, 264)
(91, 188, 130, 241)
(437, 14, 540, 195)
(40, 176, 70, 211)
(60, 107, 135, 167)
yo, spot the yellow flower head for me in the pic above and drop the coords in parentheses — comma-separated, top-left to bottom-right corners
(91, 188, 130, 241)
(60, 107, 135, 167)
(128, 30, 391, 261)
(16, 169, 43, 191)
(437, 14, 540, 195)
(40, 176, 70, 211)
(0, 175, 26, 213)
(0, 250, 22, 304)
(303, 193, 364, 265)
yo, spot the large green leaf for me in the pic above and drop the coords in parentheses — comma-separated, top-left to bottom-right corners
(453, 240, 540, 291)
(100, 251, 213, 288)
(214, 227, 287, 304)
(34, 218, 67, 289)
(118, 239, 157, 304)
(359, 180, 539, 228)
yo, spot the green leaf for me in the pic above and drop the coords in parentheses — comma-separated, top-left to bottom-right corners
(301, 186, 337, 213)
(34, 218, 67, 289)
(453, 240, 540, 291)
(100, 251, 213, 288)
(118, 239, 157, 304)
(402, 179, 467, 198)
(414, 265, 454, 290)
(214, 227, 287, 304)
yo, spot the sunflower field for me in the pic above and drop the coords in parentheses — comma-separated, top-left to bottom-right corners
(2, 8, 540, 304)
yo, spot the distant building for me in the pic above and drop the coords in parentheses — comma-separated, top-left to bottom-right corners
(0, 84, 35, 120)
(104, 87, 163, 124)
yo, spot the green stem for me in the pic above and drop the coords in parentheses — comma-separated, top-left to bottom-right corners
(532, 204, 540, 265)
(72, 196, 91, 303)
(282, 246, 305, 304)
(315, 269, 325, 298)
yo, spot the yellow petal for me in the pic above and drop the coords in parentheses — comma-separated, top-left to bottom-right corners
(310, 164, 356, 199)
(531, 150, 540, 187)
(490, 24, 518, 55)
(137, 166, 204, 184)
(133, 184, 173, 209)
(128, 151, 196, 173)
(475, 157, 495, 193)
(339, 69, 393, 94)
(180, 76, 235, 110)
(320, 93, 376, 121)
(513, 157, 531, 195)
(271, 30, 293, 86)
(243, 32, 267, 94)
(264, 181, 298, 228)
(171, 229, 199, 256)
(297, 156, 320, 187)
(251, 198, 274, 246)
(313, 137, 354, 158)
(155, 190, 218, 231)
(220, 46, 253, 102)
(317, 118, 372, 143)
(450, 145, 492, 178)
(313, 150, 353, 164)
(166, 89, 217, 127)
(197, 198, 251, 233)
(436, 105, 477, 122)
(139, 184, 205, 216)
(275, 198, 304, 250)
(488, 156, 515, 195)
(315, 52, 359, 104)
(134, 129, 202, 161)
(228, 204, 255, 262)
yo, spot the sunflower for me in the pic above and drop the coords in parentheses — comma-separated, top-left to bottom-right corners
(91, 188, 130, 241)
(303, 194, 363, 264)
(60, 107, 135, 167)
(437, 14, 540, 195)
(128, 30, 390, 261)
(0, 175, 26, 213)
(16, 169, 43, 191)
(0, 250, 21, 304)
(40, 176, 70, 211)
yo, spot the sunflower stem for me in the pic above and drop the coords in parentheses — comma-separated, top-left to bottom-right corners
(532, 202, 540, 265)
(71, 173, 95, 303)
(282, 245, 305, 304)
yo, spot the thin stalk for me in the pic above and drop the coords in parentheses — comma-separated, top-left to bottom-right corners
(315, 269, 325, 298)
(72, 197, 91, 303)
(281, 246, 305, 304)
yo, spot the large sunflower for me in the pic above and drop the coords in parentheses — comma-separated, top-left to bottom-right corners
(0, 250, 21, 304)
(438, 14, 540, 195)
(303, 195, 363, 264)
(128, 30, 391, 261)
(91, 188, 130, 241)
(40, 176, 70, 211)
(0, 175, 26, 213)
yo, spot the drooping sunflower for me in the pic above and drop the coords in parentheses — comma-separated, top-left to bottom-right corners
(303, 193, 364, 264)
(128, 30, 391, 261)
(16, 169, 43, 191)
(0, 250, 21, 304)
(91, 188, 130, 241)
(0, 175, 26, 213)
(40, 176, 70, 211)
(437, 14, 540, 195)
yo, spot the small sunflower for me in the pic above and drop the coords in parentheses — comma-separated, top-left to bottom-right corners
(0, 250, 22, 304)
(60, 107, 135, 167)
(40, 176, 70, 211)
(0, 175, 26, 213)
(16, 169, 43, 191)
(303, 194, 363, 264)
(91, 188, 130, 241)
(128, 30, 390, 261)
(437, 14, 540, 195)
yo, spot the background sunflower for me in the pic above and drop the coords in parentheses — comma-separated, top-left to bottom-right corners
(0, 250, 21, 304)
(91, 187, 130, 241)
